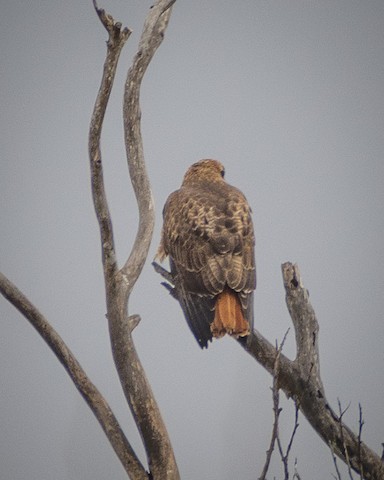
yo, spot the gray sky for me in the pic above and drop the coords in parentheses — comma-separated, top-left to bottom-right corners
(1, 1, 383, 479)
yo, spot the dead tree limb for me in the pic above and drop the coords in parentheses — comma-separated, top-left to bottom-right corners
(89, 0, 131, 283)
(0, 7, 145, 478)
(2, 2, 179, 479)
(154, 261, 383, 479)
(243, 262, 384, 480)
(90, 1, 179, 479)
(0, 272, 146, 479)
(121, 0, 176, 280)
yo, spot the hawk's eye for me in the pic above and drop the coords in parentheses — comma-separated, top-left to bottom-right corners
(220, 168, 225, 178)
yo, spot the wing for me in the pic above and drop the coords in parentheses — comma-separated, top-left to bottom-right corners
(177, 290, 214, 348)
(171, 256, 215, 348)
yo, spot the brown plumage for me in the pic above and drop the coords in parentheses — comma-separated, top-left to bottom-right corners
(157, 159, 256, 348)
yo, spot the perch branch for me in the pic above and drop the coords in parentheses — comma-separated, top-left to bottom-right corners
(0, 272, 146, 479)
(247, 262, 384, 480)
(90, 1, 179, 478)
(154, 261, 384, 479)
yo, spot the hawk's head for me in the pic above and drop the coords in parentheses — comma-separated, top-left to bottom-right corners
(182, 159, 225, 185)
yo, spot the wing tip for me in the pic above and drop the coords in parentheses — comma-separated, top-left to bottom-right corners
(196, 336, 211, 349)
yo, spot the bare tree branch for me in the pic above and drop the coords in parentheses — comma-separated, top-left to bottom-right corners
(89, 1, 180, 479)
(259, 331, 290, 480)
(358, 404, 365, 480)
(121, 0, 175, 282)
(3, 2, 179, 478)
(293, 458, 302, 480)
(330, 444, 343, 480)
(276, 402, 300, 480)
(286, 404, 300, 462)
(89, 0, 131, 281)
(274, 333, 300, 480)
(0, 272, 146, 479)
(153, 261, 384, 479)
(337, 400, 355, 480)
(245, 263, 384, 480)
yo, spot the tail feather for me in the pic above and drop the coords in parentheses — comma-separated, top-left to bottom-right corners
(211, 289, 250, 338)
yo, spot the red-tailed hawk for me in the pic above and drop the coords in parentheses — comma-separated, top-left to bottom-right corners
(157, 159, 256, 348)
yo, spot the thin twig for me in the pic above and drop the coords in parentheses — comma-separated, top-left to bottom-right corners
(258, 356, 281, 479)
(337, 400, 354, 480)
(358, 403, 365, 479)
(330, 442, 343, 480)
(276, 412, 298, 480)
(292, 458, 302, 480)
(258, 331, 290, 480)
(275, 364, 300, 479)
(286, 403, 300, 461)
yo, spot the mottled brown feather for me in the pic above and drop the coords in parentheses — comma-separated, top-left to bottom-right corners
(157, 159, 256, 348)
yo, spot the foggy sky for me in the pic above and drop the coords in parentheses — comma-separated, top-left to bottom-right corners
(1, 1, 383, 479)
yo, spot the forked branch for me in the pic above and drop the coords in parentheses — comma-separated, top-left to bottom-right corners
(90, 1, 179, 479)
(259, 333, 290, 480)
(3, 2, 179, 480)
(1, 2, 174, 479)
(244, 263, 383, 480)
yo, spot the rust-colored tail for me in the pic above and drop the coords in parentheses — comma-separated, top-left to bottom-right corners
(211, 289, 250, 338)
